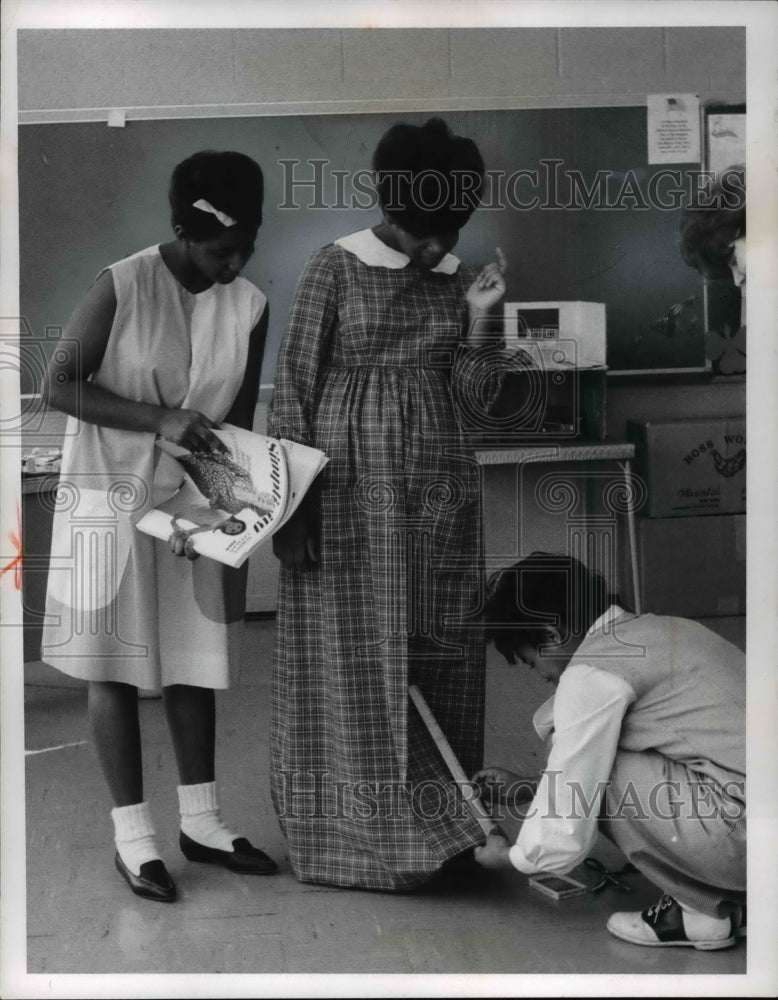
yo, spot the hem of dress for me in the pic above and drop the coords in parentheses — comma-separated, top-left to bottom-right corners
(39, 654, 232, 690)
(283, 826, 485, 893)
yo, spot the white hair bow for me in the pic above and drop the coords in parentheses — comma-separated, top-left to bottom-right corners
(192, 198, 236, 228)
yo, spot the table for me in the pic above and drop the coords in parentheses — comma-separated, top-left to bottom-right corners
(474, 440, 642, 614)
(21, 472, 59, 661)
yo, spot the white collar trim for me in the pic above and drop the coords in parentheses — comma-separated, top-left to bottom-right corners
(587, 604, 628, 635)
(334, 228, 460, 274)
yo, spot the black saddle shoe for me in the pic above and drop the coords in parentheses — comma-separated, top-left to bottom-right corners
(179, 831, 279, 875)
(114, 852, 176, 902)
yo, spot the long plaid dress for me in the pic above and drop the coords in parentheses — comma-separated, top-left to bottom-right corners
(268, 230, 488, 890)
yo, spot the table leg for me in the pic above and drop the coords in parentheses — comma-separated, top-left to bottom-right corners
(623, 459, 642, 614)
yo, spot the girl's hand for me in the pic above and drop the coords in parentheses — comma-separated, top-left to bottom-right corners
(272, 507, 319, 569)
(472, 766, 538, 809)
(474, 830, 513, 871)
(472, 766, 522, 807)
(158, 409, 226, 453)
(466, 247, 508, 316)
(168, 529, 200, 561)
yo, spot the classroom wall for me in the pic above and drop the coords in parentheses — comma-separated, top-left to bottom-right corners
(17, 25, 745, 371)
(16, 26, 746, 615)
(17, 26, 745, 384)
(18, 27, 745, 117)
(19, 106, 722, 389)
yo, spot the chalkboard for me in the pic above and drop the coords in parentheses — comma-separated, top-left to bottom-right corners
(18, 106, 711, 394)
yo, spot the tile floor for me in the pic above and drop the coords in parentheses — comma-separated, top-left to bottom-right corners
(21, 617, 752, 984)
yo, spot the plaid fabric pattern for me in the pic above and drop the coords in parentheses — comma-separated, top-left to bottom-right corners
(268, 243, 487, 889)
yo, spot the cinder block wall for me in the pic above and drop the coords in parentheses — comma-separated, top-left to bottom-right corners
(18, 27, 744, 118)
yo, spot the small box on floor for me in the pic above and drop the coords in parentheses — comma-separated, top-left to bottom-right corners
(529, 873, 589, 900)
(628, 417, 746, 518)
(639, 514, 746, 617)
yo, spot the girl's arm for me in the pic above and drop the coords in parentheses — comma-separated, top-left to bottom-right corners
(267, 248, 337, 446)
(268, 249, 338, 569)
(464, 247, 508, 346)
(169, 303, 270, 563)
(43, 270, 224, 452)
(507, 664, 635, 876)
(223, 304, 269, 432)
(453, 247, 535, 424)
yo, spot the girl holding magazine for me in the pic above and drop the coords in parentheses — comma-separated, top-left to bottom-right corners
(43, 150, 278, 903)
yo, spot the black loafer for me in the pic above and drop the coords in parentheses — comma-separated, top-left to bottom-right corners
(179, 831, 279, 875)
(114, 852, 176, 903)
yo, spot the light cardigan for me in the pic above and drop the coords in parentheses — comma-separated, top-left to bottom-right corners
(508, 605, 635, 875)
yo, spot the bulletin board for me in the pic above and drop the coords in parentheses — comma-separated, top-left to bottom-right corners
(18, 105, 711, 392)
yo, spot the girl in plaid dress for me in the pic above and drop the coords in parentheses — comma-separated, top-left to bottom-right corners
(269, 118, 509, 890)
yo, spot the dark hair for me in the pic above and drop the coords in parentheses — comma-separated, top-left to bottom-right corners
(169, 150, 264, 240)
(372, 117, 485, 237)
(680, 167, 745, 279)
(484, 552, 615, 665)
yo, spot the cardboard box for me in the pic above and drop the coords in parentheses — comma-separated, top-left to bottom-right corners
(628, 417, 746, 517)
(639, 514, 745, 617)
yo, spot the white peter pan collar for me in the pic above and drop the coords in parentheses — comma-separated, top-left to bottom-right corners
(334, 228, 461, 274)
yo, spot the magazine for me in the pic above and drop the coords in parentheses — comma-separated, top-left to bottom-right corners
(135, 424, 328, 568)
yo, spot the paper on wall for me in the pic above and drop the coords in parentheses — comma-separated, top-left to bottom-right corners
(647, 93, 701, 165)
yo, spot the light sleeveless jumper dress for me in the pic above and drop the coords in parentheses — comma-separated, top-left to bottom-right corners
(42, 246, 266, 690)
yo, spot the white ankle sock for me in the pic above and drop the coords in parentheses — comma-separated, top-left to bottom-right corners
(111, 801, 162, 877)
(177, 781, 239, 852)
(679, 901, 733, 941)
